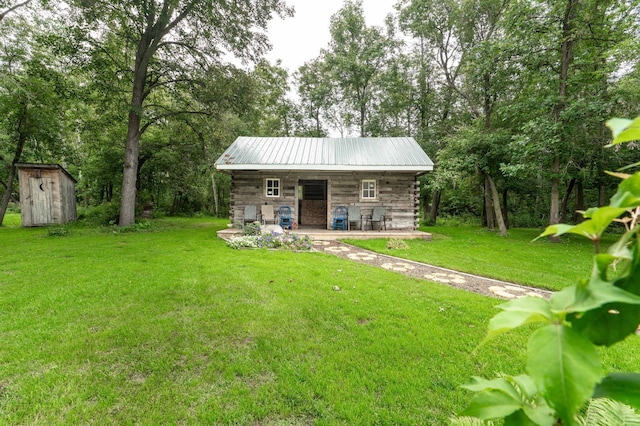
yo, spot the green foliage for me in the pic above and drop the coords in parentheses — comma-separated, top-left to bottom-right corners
(460, 117, 640, 425)
(243, 221, 261, 236)
(77, 203, 121, 226)
(226, 232, 313, 251)
(578, 398, 640, 426)
(386, 238, 409, 250)
(46, 225, 70, 237)
(110, 220, 153, 233)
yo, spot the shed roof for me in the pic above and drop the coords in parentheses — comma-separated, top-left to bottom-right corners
(16, 163, 77, 183)
(215, 137, 434, 173)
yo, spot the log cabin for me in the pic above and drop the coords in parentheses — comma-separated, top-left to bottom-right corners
(214, 137, 433, 230)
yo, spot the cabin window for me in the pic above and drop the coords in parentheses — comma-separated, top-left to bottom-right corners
(265, 178, 280, 197)
(361, 179, 377, 200)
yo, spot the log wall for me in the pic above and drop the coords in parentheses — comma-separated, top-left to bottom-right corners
(229, 171, 420, 230)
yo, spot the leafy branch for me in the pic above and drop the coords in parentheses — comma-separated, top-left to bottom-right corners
(459, 116, 640, 425)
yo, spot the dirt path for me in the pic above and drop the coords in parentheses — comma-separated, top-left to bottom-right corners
(313, 240, 552, 300)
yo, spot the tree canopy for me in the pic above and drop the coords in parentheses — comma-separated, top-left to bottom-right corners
(1, 0, 639, 230)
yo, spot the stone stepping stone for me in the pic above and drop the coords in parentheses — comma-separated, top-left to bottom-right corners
(424, 273, 466, 284)
(381, 262, 415, 272)
(324, 246, 351, 253)
(347, 252, 377, 261)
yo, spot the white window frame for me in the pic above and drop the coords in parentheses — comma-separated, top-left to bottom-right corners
(361, 179, 377, 201)
(265, 178, 280, 198)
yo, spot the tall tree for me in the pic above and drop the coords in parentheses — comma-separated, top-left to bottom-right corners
(70, 0, 292, 226)
(296, 57, 332, 137)
(326, 0, 391, 136)
(0, 0, 32, 24)
(0, 9, 75, 225)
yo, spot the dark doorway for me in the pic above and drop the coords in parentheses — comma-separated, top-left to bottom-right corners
(298, 180, 327, 227)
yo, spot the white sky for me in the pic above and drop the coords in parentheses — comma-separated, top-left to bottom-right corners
(265, 0, 397, 73)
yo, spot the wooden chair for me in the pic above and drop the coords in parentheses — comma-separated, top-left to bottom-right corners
(243, 205, 257, 225)
(331, 206, 348, 230)
(347, 206, 362, 230)
(279, 206, 293, 230)
(370, 206, 386, 231)
(261, 205, 276, 225)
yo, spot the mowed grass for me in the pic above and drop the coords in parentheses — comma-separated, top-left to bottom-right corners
(0, 217, 638, 424)
(345, 226, 619, 291)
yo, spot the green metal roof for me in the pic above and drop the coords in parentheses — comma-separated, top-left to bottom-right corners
(215, 137, 433, 173)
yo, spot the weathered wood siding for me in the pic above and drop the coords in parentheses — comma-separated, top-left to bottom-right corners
(17, 165, 77, 227)
(230, 171, 420, 230)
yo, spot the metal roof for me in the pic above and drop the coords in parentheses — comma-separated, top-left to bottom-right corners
(215, 137, 434, 173)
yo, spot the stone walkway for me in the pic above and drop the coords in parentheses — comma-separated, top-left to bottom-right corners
(313, 240, 552, 300)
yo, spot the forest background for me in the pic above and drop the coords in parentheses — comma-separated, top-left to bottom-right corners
(1, 0, 639, 231)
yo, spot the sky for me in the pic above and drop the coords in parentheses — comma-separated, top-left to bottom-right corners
(265, 0, 397, 73)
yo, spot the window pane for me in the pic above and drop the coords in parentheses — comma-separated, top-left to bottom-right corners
(362, 180, 376, 199)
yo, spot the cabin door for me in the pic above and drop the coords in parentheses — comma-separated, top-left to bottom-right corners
(298, 180, 327, 228)
(29, 177, 54, 225)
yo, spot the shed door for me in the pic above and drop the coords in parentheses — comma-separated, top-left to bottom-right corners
(29, 177, 54, 225)
(298, 180, 327, 227)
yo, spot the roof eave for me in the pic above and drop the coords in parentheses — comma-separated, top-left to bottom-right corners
(215, 164, 434, 173)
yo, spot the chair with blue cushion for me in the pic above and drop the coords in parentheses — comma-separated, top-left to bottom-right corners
(279, 206, 293, 230)
(331, 206, 348, 230)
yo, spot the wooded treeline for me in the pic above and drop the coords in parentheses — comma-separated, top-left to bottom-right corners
(1, 0, 639, 231)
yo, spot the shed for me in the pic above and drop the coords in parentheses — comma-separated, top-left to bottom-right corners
(215, 137, 434, 230)
(16, 163, 77, 227)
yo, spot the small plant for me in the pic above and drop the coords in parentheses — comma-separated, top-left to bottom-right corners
(459, 117, 640, 425)
(111, 220, 154, 233)
(46, 226, 69, 237)
(227, 232, 313, 251)
(244, 221, 261, 236)
(386, 238, 409, 250)
(226, 235, 260, 249)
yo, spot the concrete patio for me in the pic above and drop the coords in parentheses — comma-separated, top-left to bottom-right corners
(217, 226, 431, 241)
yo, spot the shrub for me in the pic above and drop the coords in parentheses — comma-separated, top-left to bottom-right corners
(243, 221, 261, 236)
(386, 238, 408, 250)
(46, 226, 69, 237)
(227, 232, 313, 251)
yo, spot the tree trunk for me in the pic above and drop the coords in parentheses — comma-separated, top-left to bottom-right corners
(212, 173, 219, 217)
(574, 180, 584, 223)
(549, 0, 577, 242)
(549, 155, 561, 243)
(484, 177, 495, 231)
(119, 103, 143, 226)
(0, 105, 28, 226)
(598, 184, 607, 207)
(559, 177, 576, 223)
(502, 187, 509, 229)
(487, 174, 507, 236)
(429, 190, 441, 225)
(119, 31, 156, 226)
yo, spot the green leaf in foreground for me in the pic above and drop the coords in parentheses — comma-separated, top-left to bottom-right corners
(570, 244, 640, 346)
(592, 373, 640, 411)
(483, 297, 552, 342)
(461, 376, 555, 425)
(606, 117, 640, 146)
(535, 207, 628, 244)
(460, 387, 523, 420)
(609, 172, 640, 209)
(527, 324, 603, 425)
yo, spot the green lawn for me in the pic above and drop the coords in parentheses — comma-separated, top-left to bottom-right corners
(345, 226, 617, 291)
(0, 217, 638, 424)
